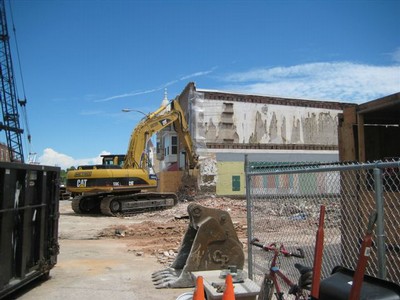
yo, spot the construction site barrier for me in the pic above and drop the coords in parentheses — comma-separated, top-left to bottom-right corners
(245, 157, 400, 298)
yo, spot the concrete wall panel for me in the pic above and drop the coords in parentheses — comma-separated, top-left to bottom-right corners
(197, 100, 340, 146)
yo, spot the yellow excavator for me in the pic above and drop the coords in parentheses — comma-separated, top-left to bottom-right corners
(66, 100, 198, 216)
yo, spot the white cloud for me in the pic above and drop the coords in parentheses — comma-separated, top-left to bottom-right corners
(38, 148, 109, 169)
(94, 89, 159, 103)
(179, 67, 217, 81)
(221, 62, 400, 103)
(94, 67, 216, 103)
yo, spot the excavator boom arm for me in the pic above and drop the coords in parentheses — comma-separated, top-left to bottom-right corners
(123, 100, 197, 169)
(171, 101, 198, 169)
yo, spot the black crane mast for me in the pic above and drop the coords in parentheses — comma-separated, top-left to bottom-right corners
(0, 0, 24, 162)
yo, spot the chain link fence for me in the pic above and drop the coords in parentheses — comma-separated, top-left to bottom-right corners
(245, 157, 400, 297)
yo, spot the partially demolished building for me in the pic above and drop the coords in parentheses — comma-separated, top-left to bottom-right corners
(159, 82, 355, 195)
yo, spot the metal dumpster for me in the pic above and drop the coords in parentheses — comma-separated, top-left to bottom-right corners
(0, 162, 60, 299)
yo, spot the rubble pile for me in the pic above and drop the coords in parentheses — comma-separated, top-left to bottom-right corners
(98, 197, 248, 265)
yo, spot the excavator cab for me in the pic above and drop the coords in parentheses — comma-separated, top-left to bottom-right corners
(102, 154, 125, 167)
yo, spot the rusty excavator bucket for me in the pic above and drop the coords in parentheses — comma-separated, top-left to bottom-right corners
(152, 203, 244, 289)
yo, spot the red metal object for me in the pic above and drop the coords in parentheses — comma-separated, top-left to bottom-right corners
(349, 211, 378, 300)
(311, 205, 325, 299)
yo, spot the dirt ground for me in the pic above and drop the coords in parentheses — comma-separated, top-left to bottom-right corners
(15, 196, 249, 300)
(97, 196, 248, 264)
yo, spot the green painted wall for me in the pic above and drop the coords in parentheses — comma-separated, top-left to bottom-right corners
(216, 161, 246, 196)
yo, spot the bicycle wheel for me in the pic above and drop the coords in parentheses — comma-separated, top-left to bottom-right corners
(258, 274, 275, 300)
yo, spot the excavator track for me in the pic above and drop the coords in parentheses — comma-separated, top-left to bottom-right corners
(72, 192, 177, 216)
(100, 192, 177, 216)
(71, 195, 102, 214)
(70, 192, 177, 216)
(71, 196, 83, 214)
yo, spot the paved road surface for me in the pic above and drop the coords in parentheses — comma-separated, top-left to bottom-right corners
(12, 239, 192, 300)
(5, 200, 193, 300)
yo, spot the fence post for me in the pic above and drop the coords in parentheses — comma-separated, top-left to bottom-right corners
(244, 154, 253, 279)
(373, 167, 386, 279)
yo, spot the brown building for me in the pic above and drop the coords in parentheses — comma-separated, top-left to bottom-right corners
(339, 92, 400, 162)
(0, 143, 11, 162)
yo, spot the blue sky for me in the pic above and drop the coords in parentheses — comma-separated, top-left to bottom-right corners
(1, 0, 399, 169)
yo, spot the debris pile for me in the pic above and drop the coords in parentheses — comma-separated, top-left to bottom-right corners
(177, 172, 198, 202)
(98, 197, 248, 265)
